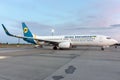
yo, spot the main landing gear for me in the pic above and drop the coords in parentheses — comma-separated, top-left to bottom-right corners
(53, 46, 58, 50)
(115, 45, 117, 48)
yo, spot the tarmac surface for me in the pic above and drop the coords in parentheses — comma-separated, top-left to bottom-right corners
(0, 46, 120, 80)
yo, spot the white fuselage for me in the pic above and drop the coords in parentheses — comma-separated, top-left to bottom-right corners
(33, 35, 118, 47)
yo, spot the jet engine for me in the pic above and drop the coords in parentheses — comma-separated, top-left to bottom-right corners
(58, 42, 71, 49)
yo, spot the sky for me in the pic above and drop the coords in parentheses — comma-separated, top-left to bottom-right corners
(0, 0, 120, 43)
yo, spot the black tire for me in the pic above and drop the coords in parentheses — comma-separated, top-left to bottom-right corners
(115, 46, 117, 48)
(101, 47, 104, 50)
(53, 46, 57, 50)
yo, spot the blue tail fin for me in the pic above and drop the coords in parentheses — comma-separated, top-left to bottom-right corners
(22, 22, 33, 37)
(22, 22, 36, 44)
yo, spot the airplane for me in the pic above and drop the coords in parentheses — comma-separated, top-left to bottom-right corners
(1, 22, 118, 50)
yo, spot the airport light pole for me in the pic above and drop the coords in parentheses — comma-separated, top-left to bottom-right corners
(18, 38, 20, 44)
(51, 29, 55, 36)
(17, 35, 21, 47)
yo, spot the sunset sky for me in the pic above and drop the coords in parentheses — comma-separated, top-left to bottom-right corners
(0, 0, 120, 43)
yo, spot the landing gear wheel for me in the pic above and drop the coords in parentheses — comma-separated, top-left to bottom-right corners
(101, 47, 104, 51)
(115, 46, 117, 48)
(53, 46, 57, 50)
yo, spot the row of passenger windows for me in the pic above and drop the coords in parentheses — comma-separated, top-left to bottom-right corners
(64, 36, 96, 38)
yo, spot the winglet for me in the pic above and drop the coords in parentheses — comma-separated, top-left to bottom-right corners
(1, 24, 13, 36)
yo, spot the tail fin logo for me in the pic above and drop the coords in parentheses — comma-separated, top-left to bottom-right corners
(24, 27, 28, 33)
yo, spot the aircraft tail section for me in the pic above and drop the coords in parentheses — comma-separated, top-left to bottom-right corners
(22, 22, 36, 44)
(2, 23, 36, 44)
(22, 22, 33, 37)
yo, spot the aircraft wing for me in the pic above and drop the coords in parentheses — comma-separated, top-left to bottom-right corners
(2, 24, 25, 38)
(35, 39, 59, 45)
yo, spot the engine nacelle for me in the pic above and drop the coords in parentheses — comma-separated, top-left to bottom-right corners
(58, 42, 71, 49)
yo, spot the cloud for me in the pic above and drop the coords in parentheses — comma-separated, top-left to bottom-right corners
(110, 24, 120, 28)
(25, 21, 52, 29)
(1, 0, 120, 42)
(12, 21, 54, 36)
